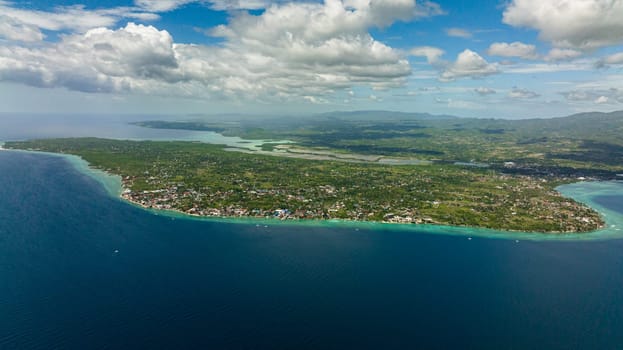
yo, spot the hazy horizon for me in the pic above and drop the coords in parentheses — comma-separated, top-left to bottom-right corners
(1, 108, 622, 122)
(1, 0, 623, 119)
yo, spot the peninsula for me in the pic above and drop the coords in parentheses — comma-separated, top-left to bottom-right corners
(5, 137, 605, 233)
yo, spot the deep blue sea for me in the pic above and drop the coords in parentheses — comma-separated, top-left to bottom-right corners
(1, 115, 623, 348)
(2, 152, 623, 349)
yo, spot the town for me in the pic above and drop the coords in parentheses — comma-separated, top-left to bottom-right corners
(6, 137, 604, 233)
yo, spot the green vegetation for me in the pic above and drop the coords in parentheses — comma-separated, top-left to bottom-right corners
(137, 110, 623, 175)
(6, 138, 604, 233)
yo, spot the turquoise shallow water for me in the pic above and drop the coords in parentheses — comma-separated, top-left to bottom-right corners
(58, 147, 623, 241)
(556, 181, 623, 240)
(2, 150, 623, 349)
(3, 113, 621, 241)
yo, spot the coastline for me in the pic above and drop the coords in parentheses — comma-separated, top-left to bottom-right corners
(2, 147, 122, 197)
(107, 164, 621, 241)
(4, 147, 621, 241)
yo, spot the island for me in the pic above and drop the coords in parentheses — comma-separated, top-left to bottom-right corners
(5, 136, 606, 233)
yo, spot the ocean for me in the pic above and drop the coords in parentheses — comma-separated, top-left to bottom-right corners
(1, 115, 623, 348)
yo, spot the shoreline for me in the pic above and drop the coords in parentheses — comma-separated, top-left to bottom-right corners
(105, 167, 620, 241)
(118, 178, 607, 236)
(2, 147, 123, 197)
(3, 147, 621, 241)
(122, 193, 619, 241)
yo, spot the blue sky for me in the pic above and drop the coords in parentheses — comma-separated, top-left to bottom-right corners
(1, 0, 623, 118)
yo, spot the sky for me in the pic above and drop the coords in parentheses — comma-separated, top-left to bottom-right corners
(1, 0, 623, 118)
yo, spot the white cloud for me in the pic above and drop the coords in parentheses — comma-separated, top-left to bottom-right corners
(487, 41, 537, 59)
(596, 52, 623, 67)
(503, 0, 623, 49)
(135, 0, 446, 17)
(211, 0, 441, 42)
(604, 52, 623, 64)
(137, 0, 365, 13)
(208, 0, 277, 10)
(562, 90, 593, 101)
(0, 23, 180, 93)
(504, 61, 592, 74)
(474, 87, 496, 96)
(205, 0, 416, 89)
(508, 87, 539, 99)
(440, 49, 499, 81)
(445, 28, 471, 38)
(135, 0, 285, 12)
(0, 1, 430, 101)
(562, 88, 623, 103)
(0, 1, 158, 33)
(544, 48, 583, 62)
(434, 97, 483, 109)
(575, 74, 623, 90)
(0, 15, 44, 42)
(413, 48, 499, 81)
(302, 95, 328, 104)
(134, 0, 198, 12)
(413, 0, 446, 18)
(410, 46, 444, 64)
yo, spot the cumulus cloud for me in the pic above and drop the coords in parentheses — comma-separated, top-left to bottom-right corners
(544, 48, 583, 62)
(0, 1, 158, 33)
(208, 0, 278, 10)
(440, 49, 499, 81)
(596, 52, 623, 67)
(562, 90, 593, 101)
(135, 0, 198, 12)
(562, 88, 623, 103)
(503, 0, 623, 49)
(204, 0, 415, 90)
(604, 52, 623, 65)
(211, 0, 440, 42)
(445, 28, 471, 38)
(487, 41, 537, 59)
(508, 87, 539, 99)
(136, 0, 445, 17)
(412, 48, 499, 81)
(0, 23, 180, 93)
(487, 44, 584, 64)
(135, 0, 287, 12)
(474, 87, 496, 96)
(0, 0, 434, 100)
(0, 14, 44, 42)
(410, 46, 445, 64)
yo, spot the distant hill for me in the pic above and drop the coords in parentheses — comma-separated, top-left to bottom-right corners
(134, 109, 623, 173)
(316, 110, 459, 121)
